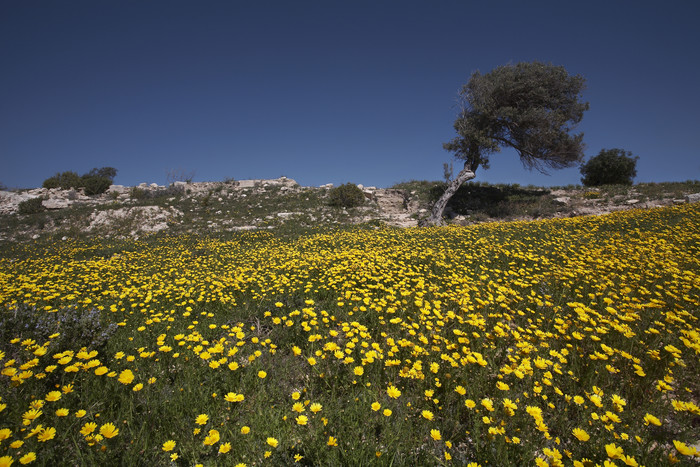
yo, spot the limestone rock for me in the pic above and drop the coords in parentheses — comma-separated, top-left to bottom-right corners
(42, 199, 70, 210)
(685, 193, 700, 203)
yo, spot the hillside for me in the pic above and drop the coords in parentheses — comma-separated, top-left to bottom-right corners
(1, 177, 699, 243)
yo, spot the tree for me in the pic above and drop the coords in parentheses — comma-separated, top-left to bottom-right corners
(424, 62, 589, 225)
(580, 148, 638, 186)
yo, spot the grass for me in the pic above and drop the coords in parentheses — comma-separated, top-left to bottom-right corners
(0, 202, 699, 466)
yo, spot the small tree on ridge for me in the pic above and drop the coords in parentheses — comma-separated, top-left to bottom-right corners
(424, 61, 589, 225)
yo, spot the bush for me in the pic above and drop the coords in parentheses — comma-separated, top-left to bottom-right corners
(18, 197, 44, 214)
(43, 171, 81, 190)
(81, 175, 112, 195)
(130, 187, 148, 200)
(42, 167, 117, 195)
(329, 183, 365, 208)
(580, 149, 638, 186)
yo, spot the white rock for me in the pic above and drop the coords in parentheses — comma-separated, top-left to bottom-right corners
(686, 193, 700, 203)
(43, 199, 70, 209)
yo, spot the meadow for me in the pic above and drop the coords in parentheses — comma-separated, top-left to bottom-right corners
(0, 203, 698, 466)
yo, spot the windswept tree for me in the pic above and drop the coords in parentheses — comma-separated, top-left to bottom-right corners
(425, 62, 589, 225)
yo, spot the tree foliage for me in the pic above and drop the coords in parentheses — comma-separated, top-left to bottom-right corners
(580, 148, 638, 186)
(426, 62, 589, 225)
(444, 61, 589, 173)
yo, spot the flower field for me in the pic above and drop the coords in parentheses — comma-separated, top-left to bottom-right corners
(1, 203, 699, 466)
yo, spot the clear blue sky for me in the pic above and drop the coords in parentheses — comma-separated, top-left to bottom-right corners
(2, 0, 699, 189)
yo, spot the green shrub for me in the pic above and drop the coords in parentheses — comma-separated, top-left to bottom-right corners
(42, 171, 81, 190)
(130, 187, 148, 200)
(580, 148, 638, 186)
(329, 183, 365, 208)
(42, 167, 117, 195)
(17, 197, 44, 214)
(81, 175, 112, 195)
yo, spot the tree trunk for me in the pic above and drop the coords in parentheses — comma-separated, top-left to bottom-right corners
(422, 165, 476, 226)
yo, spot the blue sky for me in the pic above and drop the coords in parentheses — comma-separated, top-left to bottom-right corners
(2, 1, 699, 189)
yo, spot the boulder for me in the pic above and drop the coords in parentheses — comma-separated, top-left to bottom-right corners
(685, 193, 700, 203)
(237, 180, 257, 188)
(42, 199, 70, 210)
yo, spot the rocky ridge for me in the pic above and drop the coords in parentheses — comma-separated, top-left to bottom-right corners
(1, 177, 699, 242)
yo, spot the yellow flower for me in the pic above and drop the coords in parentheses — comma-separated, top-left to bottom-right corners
(354, 366, 364, 376)
(465, 399, 476, 408)
(224, 392, 244, 402)
(37, 427, 56, 442)
(45, 391, 61, 402)
(0, 429, 11, 441)
(162, 440, 176, 451)
(22, 408, 42, 424)
(422, 410, 434, 421)
(572, 428, 590, 442)
(386, 385, 401, 399)
(240, 426, 250, 434)
(19, 452, 36, 464)
(75, 410, 86, 418)
(382, 409, 392, 417)
(55, 408, 69, 417)
(454, 386, 466, 395)
(371, 402, 381, 411)
(258, 371, 267, 379)
(327, 436, 338, 446)
(266, 437, 278, 448)
(605, 443, 624, 459)
(430, 429, 441, 441)
(643, 413, 661, 426)
(496, 381, 510, 391)
(296, 415, 308, 425)
(219, 442, 231, 453)
(195, 414, 209, 425)
(132, 383, 143, 392)
(307, 357, 317, 366)
(118, 369, 134, 385)
(80, 422, 97, 436)
(203, 429, 220, 445)
(0, 456, 14, 467)
(310, 403, 322, 413)
(673, 440, 698, 456)
(99, 423, 119, 438)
